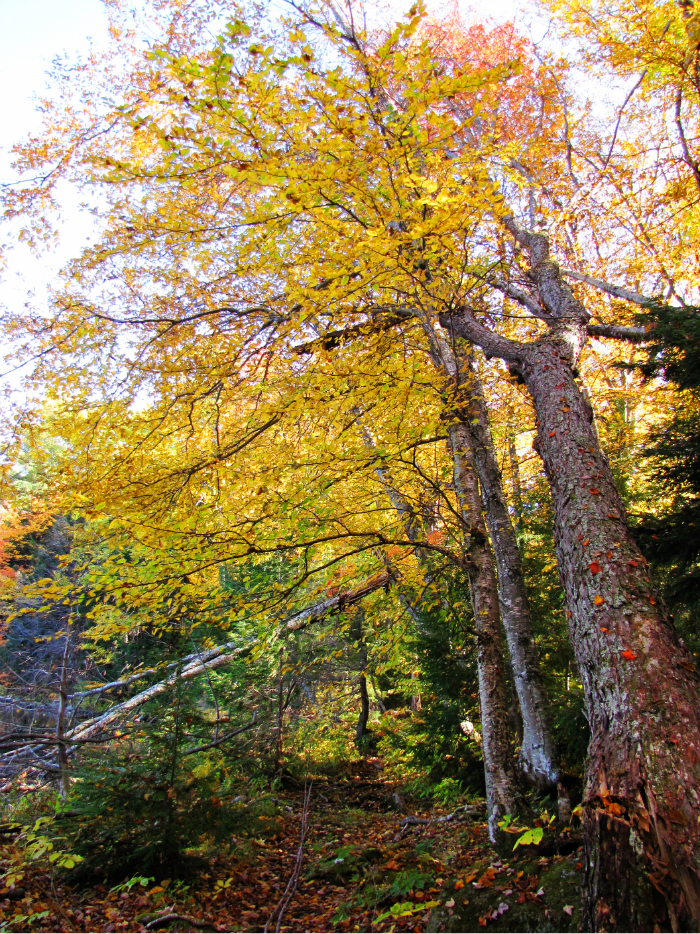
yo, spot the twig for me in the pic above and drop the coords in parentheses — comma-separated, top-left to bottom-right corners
(400, 803, 481, 826)
(264, 781, 313, 933)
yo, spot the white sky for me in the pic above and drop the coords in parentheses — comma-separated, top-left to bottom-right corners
(0, 0, 522, 376)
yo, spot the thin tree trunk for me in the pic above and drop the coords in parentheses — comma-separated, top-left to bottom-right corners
(361, 416, 523, 839)
(56, 630, 71, 798)
(447, 216, 700, 930)
(427, 325, 559, 792)
(449, 422, 525, 841)
(356, 674, 370, 741)
(275, 651, 284, 773)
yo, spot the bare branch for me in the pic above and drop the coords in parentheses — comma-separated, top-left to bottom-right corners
(562, 269, 657, 307)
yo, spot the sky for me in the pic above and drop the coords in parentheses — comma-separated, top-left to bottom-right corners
(0, 0, 111, 349)
(0, 0, 521, 383)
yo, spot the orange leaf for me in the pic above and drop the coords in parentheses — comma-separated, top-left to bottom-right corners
(621, 650, 636, 660)
(594, 595, 604, 605)
(383, 859, 400, 871)
(589, 561, 602, 574)
(548, 431, 556, 437)
(590, 487, 601, 495)
(600, 627, 609, 633)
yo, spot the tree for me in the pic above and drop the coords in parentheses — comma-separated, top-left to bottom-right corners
(4, 0, 700, 925)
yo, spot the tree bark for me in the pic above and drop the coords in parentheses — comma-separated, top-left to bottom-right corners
(356, 673, 370, 741)
(427, 324, 559, 792)
(449, 422, 525, 841)
(361, 415, 523, 840)
(446, 216, 700, 931)
(457, 359, 559, 792)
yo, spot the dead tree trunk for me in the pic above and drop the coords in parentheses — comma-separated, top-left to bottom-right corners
(447, 215, 700, 931)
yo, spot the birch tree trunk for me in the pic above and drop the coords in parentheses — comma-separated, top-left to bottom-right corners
(361, 416, 524, 840)
(426, 325, 559, 792)
(446, 217, 700, 931)
(458, 359, 559, 792)
(449, 422, 525, 841)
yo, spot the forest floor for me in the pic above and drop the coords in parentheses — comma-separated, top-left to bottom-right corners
(2, 759, 585, 933)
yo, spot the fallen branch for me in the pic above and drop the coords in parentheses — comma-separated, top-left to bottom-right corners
(145, 913, 225, 931)
(67, 641, 241, 699)
(65, 646, 253, 742)
(284, 570, 390, 632)
(264, 781, 313, 933)
(398, 803, 482, 831)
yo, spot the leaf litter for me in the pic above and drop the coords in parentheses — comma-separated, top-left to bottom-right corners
(0, 760, 584, 933)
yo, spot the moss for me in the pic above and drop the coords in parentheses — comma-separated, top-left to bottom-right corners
(428, 851, 583, 933)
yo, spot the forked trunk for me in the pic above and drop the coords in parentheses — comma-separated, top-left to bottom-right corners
(458, 360, 559, 792)
(430, 327, 558, 792)
(449, 422, 525, 841)
(362, 416, 522, 837)
(447, 217, 700, 930)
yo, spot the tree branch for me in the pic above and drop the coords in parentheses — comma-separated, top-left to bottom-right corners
(284, 569, 390, 632)
(181, 711, 258, 756)
(561, 269, 656, 307)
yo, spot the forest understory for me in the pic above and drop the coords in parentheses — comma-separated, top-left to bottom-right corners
(1, 755, 585, 934)
(4, 0, 700, 930)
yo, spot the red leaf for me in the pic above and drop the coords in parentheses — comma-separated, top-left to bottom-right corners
(548, 431, 556, 437)
(589, 561, 602, 574)
(590, 487, 601, 495)
(621, 650, 636, 660)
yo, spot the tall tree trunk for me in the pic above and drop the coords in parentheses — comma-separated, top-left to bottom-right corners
(447, 217, 700, 930)
(427, 325, 559, 792)
(449, 422, 525, 841)
(361, 417, 523, 840)
(458, 359, 559, 792)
